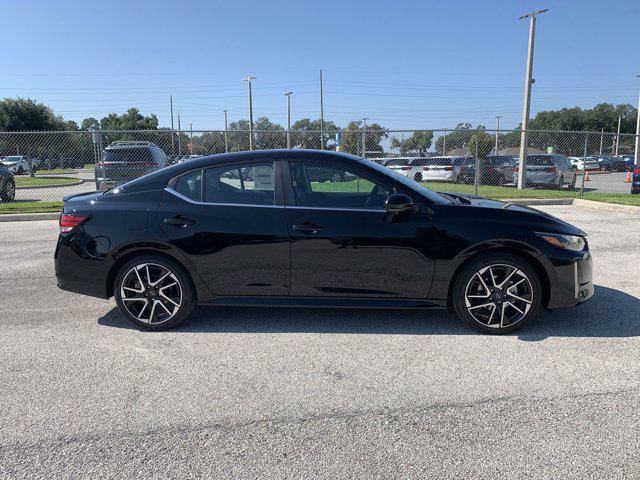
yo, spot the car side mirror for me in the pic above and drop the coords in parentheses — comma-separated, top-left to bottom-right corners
(385, 193, 415, 213)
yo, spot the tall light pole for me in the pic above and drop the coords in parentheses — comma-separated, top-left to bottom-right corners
(634, 75, 640, 165)
(361, 117, 369, 158)
(170, 95, 176, 155)
(517, 8, 548, 189)
(615, 115, 622, 155)
(285, 91, 293, 149)
(189, 123, 193, 155)
(177, 112, 182, 155)
(319, 69, 325, 150)
(223, 110, 229, 153)
(494, 115, 502, 154)
(244, 76, 255, 150)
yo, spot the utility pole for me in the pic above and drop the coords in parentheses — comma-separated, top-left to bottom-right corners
(244, 76, 255, 150)
(494, 116, 502, 154)
(443, 130, 447, 155)
(189, 123, 193, 155)
(285, 92, 293, 149)
(177, 112, 182, 155)
(361, 117, 369, 158)
(319, 69, 324, 150)
(635, 75, 640, 165)
(615, 115, 621, 156)
(223, 110, 229, 153)
(599, 128, 604, 156)
(170, 95, 176, 155)
(517, 8, 548, 189)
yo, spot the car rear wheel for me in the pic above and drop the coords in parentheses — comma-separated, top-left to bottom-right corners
(413, 172, 422, 182)
(114, 255, 196, 330)
(452, 253, 542, 334)
(0, 179, 15, 202)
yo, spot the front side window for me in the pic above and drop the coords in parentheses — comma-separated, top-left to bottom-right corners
(204, 162, 275, 205)
(289, 162, 394, 209)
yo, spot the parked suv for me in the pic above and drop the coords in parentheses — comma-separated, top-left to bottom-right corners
(515, 154, 576, 189)
(1, 155, 31, 175)
(0, 162, 16, 202)
(95, 141, 167, 190)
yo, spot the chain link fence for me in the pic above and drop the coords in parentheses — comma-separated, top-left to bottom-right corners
(0, 128, 638, 210)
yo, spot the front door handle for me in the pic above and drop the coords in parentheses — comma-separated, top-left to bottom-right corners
(292, 222, 325, 234)
(164, 216, 196, 227)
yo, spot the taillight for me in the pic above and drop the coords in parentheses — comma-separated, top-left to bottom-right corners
(444, 166, 453, 171)
(459, 166, 465, 174)
(401, 166, 411, 171)
(487, 167, 497, 173)
(96, 162, 105, 167)
(634, 168, 640, 175)
(59, 213, 88, 233)
(423, 166, 430, 171)
(513, 167, 519, 172)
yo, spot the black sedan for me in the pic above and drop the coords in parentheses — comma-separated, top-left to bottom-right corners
(55, 150, 594, 334)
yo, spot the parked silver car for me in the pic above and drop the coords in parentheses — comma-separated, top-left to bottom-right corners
(515, 154, 576, 189)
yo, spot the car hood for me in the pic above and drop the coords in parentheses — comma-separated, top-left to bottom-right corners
(438, 192, 584, 236)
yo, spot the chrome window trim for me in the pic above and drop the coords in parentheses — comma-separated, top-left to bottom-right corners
(165, 188, 385, 213)
(164, 187, 281, 209)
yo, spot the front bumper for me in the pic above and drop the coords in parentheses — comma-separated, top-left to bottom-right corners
(547, 252, 594, 309)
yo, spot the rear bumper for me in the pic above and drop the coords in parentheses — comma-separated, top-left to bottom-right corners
(54, 234, 111, 299)
(547, 252, 594, 309)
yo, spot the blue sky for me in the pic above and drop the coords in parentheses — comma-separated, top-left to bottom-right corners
(0, 0, 638, 131)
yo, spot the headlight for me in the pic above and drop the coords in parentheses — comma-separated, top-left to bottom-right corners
(536, 232, 586, 251)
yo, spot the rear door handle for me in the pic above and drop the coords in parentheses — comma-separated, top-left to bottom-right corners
(292, 222, 325, 234)
(164, 216, 196, 227)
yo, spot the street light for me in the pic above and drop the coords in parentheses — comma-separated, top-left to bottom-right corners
(517, 8, 548, 189)
(189, 123, 193, 155)
(223, 110, 229, 153)
(285, 92, 293, 149)
(495, 115, 502, 154)
(362, 117, 369, 158)
(243, 76, 255, 150)
(634, 75, 640, 165)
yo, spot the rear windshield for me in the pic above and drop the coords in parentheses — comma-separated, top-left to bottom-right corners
(386, 158, 409, 166)
(411, 158, 433, 166)
(424, 157, 453, 166)
(485, 156, 513, 165)
(103, 148, 155, 163)
(527, 155, 553, 166)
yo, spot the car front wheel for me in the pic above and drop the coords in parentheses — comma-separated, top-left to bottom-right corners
(0, 180, 15, 202)
(452, 253, 542, 334)
(114, 255, 196, 330)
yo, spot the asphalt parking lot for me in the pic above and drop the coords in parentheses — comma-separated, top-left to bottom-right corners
(1, 205, 639, 478)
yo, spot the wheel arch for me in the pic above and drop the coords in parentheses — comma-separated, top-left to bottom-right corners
(106, 247, 201, 300)
(447, 244, 551, 309)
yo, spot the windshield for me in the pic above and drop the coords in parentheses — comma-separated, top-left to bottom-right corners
(3, 156, 21, 163)
(386, 158, 409, 166)
(359, 157, 452, 204)
(424, 157, 453, 166)
(485, 156, 513, 165)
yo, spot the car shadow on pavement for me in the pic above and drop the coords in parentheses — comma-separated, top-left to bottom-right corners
(98, 285, 640, 340)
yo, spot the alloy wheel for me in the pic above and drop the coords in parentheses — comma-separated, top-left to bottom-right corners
(464, 264, 533, 329)
(120, 263, 182, 324)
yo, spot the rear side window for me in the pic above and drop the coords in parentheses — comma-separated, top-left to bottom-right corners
(173, 169, 202, 202)
(103, 148, 154, 163)
(386, 159, 409, 166)
(204, 162, 275, 205)
(427, 158, 453, 166)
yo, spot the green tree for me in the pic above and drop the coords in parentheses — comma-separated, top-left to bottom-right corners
(290, 118, 340, 149)
(338, 120, 387, 156)
(434, 123, 476, 154)
(390, 130, 433, 155)
(0, 98, 67, 131)
(81, 117, 100, 131)
(99, 108, 159, 130)
(467, 130, 494, 159)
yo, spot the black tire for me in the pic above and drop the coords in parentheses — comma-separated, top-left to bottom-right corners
(0, 179, 15, 202)
(114, 254, 196, 331)
(17, 166, 23, 175)
(413, 172, 422, 182)
(557, 176, 564, 189)
(451, 253, 542, 334)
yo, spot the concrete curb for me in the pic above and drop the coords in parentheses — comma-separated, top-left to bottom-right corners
(16, 178, 83, 190)
(0, 212, 59, 222)
(573, 198, 640, 215)
(502, 198, 575, 206)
